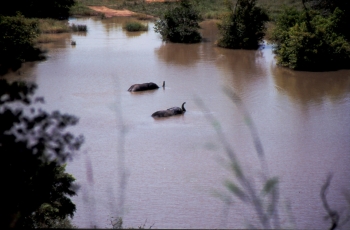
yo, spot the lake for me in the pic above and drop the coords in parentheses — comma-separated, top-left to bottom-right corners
(3, 16, 350, 229)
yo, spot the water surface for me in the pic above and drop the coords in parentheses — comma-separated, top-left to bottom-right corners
(4, 17, 350, 229)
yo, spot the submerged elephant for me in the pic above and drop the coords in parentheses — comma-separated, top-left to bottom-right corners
(128, 81, 165, 92)
(152, 102, 186, 118)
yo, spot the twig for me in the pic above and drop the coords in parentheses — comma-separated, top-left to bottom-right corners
(321, 174, 339, 230)
(195, 95, 271, 228)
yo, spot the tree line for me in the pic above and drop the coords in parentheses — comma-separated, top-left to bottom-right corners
(155, 0, 350, 71)
(1, 0, 349, 74)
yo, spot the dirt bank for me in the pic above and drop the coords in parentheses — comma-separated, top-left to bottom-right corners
(88, 6, 137, 17)
(145, 0, 178, 2)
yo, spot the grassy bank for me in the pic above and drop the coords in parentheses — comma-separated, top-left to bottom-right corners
(38, 18, 70, 33)
(72, 0, 303, 20)
(69, 0, 304, 42)
(70, 1, 102, 17)
(36, 1, 304, 45)
(35, 19, 87, 44)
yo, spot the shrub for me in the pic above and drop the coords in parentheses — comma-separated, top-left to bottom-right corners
(0, 14, 44, 74)
(306, 0, 350, 41)
(216, 0, 269, 49)
(154, 0, 202, 43)
(0, 0, 75, 19)
(70, 23, 88, 32)
(271, 7, 350, 71)
(0, 80, 84, 228)
(123, 21, 148, 32)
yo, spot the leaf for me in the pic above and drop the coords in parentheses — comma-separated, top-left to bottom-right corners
(231, 162, 243, 178)
(225, 180, 247, 202)
(262, 177, 279, 195)
(211, 189, 233, 204)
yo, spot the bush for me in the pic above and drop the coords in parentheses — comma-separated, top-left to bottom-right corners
(70, 23, 88, 32)
(0, 0, 75, 19)
(154, 0, 202, 43)
(123, 21, 148, 32)
(306, 0, 350, 41)
(216, 0, 269, 49)
(271, 7, 350, 71)
(0, 14, 44, 74)
(0, 80, 84, 228)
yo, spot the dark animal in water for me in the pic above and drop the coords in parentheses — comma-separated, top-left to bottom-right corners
(152, 102, 186, 118)
(128, 81, 165, 92)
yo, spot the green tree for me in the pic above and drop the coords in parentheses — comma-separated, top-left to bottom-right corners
(271, 6, 350, 71)
(306, 0, 350, 41)
(216, 0, 269, 49)
(0, 14, 45, 75)
(306, 0, 349, 13)
(0, 80, 84, 228)
(0, 0, 76, 19)
(154, 0, 202, 43)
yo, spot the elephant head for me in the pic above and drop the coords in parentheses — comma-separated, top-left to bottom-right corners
(152, 102, 186, 118)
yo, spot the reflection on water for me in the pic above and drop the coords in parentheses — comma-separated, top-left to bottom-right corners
(155, 43, 201, 66)
(124, 30, 148, 38)
(3, 16, 350, 229)
(156, 20, 221, 67)
(96, 16, 149, 38)
(273, 66, 350, 105)
(215, 48, 268, 95)
(72, 31, 88, 37)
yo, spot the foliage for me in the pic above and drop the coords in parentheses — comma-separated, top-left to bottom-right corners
(196, 89, 282, 229)
(0, 80, 84, 228)
(27, 173, 78, 228)
(305, 0, 350, 41)
(154, 0, 202, 43)
(257, 0, 303, 21)
(124, 21, 148, 32)
(216, 0, 269, 49)
(320, 174, 350, 230)
(0, 0, 75, 19)
(0, 14, 45, 75)
(198, 88, 350, 229)
(271, 6, 350, 71)
(71, 23, 88, 32)
(306, 0, 350, 13)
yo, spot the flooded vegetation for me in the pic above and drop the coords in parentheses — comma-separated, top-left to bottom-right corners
(3, 16, 350, 228)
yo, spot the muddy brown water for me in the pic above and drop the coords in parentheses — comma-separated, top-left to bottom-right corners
(3, 17, 350, 229)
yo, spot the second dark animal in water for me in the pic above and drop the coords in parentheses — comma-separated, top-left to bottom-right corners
(152, 102, 186, 118)
(128, 81, 165, 92)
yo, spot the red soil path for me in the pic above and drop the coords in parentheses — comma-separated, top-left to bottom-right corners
(88, 6, 137, 17)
